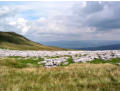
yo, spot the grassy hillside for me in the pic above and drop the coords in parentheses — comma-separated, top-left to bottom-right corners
(0, 57, 120, 91)
(0, 32, 66, 50)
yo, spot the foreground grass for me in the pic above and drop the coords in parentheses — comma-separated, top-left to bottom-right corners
(0, 58, 120, 91)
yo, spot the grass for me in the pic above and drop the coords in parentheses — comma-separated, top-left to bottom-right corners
(0, 63, 120, 91)
(89, 58, 120, 65)
(45, 55, 72, 59)
(0, 57, 120, 91)
(45, 56, 61, 59)
(0, 57, 44, 68)
(18, 57, 44, 67)
(60, 56, 74, 66)
(0, 58, 27, 68)
(67, 56, 74, 64)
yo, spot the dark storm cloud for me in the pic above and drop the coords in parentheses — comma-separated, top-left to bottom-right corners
(72, 2, 120, 31)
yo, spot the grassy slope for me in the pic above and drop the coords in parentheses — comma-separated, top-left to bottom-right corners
(0, 58, 120, 91)
(0, 32, 66, 50)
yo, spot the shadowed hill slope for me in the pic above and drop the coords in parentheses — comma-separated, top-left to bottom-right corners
(0, 32, 66, 50)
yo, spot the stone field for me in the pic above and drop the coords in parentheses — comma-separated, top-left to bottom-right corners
(0, 49, 120, 67)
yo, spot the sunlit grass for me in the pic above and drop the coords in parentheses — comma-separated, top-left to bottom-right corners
(0, 57, 120, 91)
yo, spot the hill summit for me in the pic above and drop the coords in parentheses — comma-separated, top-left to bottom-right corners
(0, 32, 65, 50)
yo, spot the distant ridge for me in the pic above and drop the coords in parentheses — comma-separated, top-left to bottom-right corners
(75, 44, 120, 50)
(0, 32, 66, 50)
(41, 40, 120, 49)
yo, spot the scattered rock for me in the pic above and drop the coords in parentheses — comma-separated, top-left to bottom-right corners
(63, 62, 69, 65)
(117, 63, 120, 66)
(0, 49, 120, 67)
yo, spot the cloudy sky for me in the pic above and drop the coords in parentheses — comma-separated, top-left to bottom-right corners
(0, 1, 120, 42)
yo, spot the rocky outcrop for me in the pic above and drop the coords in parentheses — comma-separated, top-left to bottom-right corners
(0, 49, 120, 67)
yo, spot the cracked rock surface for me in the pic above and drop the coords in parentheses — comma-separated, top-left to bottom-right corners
(0, 49, 120, 67)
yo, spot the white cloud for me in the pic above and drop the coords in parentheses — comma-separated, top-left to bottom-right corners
(38, 17, 46, 22)
(1, 2, 120, 42)
(9, 18, 31, 35)
(82, 2, 87, 8)
(9, 21, 16, 25)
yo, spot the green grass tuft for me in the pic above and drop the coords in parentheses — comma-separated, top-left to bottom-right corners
(0, 57, 44, 68)
(0, 58, 27, 68)
(60, 56, 74, 66)
(67, 56, 74, 64)
(89, 58, 120, 65)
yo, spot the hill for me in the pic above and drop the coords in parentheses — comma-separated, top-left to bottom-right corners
(41, 40, 120, 49)
(76, 44, 120, 50)
(0, 32, 66, 50)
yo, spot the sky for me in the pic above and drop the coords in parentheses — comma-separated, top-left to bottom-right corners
(0, 1, 120, 42)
